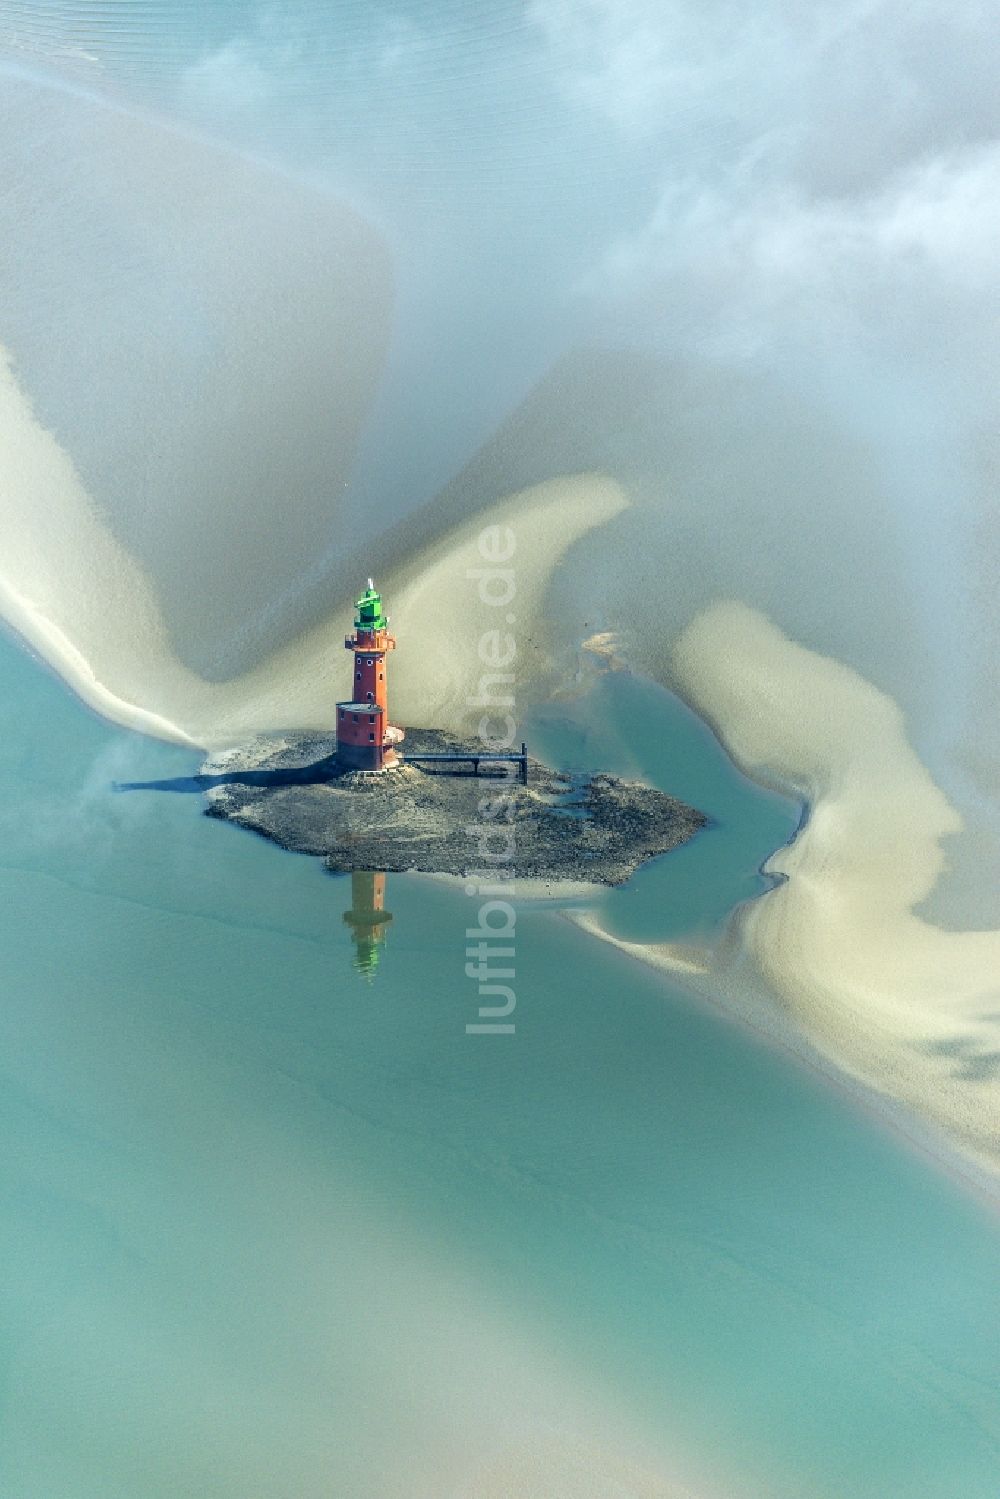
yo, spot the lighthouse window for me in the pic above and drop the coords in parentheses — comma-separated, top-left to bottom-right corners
(356, 670, 361, 680)
(339, 709, 345, 719)
(366, 657, 374, 665)
(378, 671, 383, 680)
(368, 714, 375, 724)
(368, 732, 375, 741)
(353, 714, 359, 723)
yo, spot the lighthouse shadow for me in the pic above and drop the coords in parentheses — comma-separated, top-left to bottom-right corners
(113, 756, 339, 796)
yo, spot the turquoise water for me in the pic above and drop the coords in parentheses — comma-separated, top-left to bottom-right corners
(526, 670, 803, 944)
(2, 631, 999, 1496)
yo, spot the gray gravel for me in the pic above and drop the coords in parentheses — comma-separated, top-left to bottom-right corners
(202, 728, 707, 886)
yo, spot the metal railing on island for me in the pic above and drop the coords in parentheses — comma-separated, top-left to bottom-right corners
(403, 742, 528, 786)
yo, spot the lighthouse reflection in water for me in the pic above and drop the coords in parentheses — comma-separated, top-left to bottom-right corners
(342, 871, 393, 980)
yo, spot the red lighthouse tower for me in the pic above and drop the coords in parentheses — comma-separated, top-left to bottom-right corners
(336, 580, 404, 771)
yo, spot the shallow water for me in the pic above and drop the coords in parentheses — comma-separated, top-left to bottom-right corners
(2, 630, 999, 1498)
(526, 669, 802, 944)
(1, 3, 998, 1492)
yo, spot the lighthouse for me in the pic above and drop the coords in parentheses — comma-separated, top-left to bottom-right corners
(336, 580, 405, 771)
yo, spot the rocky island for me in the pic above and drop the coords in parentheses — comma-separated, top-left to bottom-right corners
(198, 582, 705, 887)
(202, 727, 706, 886)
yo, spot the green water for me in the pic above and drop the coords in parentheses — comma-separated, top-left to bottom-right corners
(1, 632, 999, 1497)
